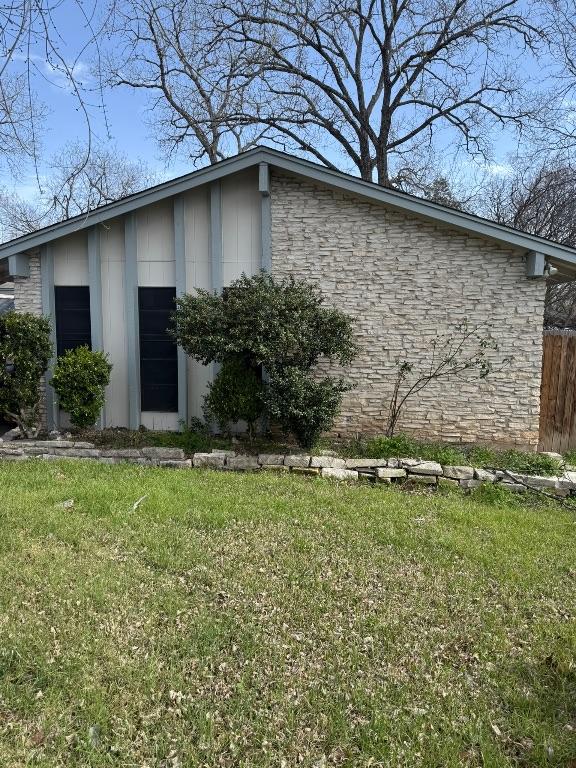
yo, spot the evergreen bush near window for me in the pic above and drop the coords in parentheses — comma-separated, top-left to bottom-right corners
(203, 358, 265, 439)
(0, 311, 53, 437)
(51, 346, 112, 429)
(172, 272, 356, 448)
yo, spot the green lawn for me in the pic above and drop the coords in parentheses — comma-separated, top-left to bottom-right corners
(1, 461, 575, 767)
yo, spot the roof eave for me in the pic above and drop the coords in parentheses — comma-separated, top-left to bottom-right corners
(1, 145, 576, 270)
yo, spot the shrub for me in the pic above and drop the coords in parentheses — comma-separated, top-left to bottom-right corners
(265, 368, 349, 449)
(0, 311, 53, 437)
(51, 346, 112, 428)
(173, 271, 356, 372)
(203, 359, 265, 438)
(173, 272, 356, 447)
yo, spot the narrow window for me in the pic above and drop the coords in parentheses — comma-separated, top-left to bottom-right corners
(138, 287, 178, 412)
(54, 286, 91, 356)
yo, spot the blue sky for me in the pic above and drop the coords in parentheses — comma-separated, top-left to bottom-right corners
(5, 1, 191, 199)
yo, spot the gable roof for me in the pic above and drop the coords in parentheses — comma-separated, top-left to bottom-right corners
(1, 146, 576, 273)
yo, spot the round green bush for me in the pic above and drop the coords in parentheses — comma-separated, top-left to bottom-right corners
(51, 346, 112, 429)
(0, 311, 53, 436)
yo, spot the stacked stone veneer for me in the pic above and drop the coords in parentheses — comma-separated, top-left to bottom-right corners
(270, 171, 546, 449)
(13, 252, 42, 315)
(1, 442, 573, 495)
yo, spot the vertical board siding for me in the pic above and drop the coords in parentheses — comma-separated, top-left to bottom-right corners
(183, 187, 212, 421)
(53, 232, 89, 285)
(539, 330, 576, 452)
(40, 244, 58, 430)
(174, 196, 188, 428)
(101, 219, 129, 428)
(124, 213, 141, 430)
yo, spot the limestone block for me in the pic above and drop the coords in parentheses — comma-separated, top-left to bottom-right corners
(258, 454, 285, 465)
(310, 456, 346, 468)
(284, 455, 311, 467)
(227, 455, 260, 471)
(474, 468, 496, 483)
(142, 447, 186, 460)
(442, 465, 474, 480)
(345, 458, 389, 468)
(375, 468, 407, 479)
(401, 459, 443, 475)
(192, 453, 225, 468)
(321, 467, 359, 481)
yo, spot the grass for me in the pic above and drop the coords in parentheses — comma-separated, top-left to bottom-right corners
(1, 461, 575, 766)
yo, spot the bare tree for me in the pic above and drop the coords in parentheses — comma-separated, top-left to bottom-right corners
(0, 1, 112, 181)
(481, 160, 576, 328)
(386, 323, 506, 436)
(104, 0, 270, 166)
(105, 0, 553, 182)
(219, 0, 551, 184)
(0, 142, 156, 241)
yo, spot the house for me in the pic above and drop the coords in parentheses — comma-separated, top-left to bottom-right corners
(1, 147, 575, 448)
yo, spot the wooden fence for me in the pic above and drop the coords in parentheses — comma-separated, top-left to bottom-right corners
(539, 330, 576, 452)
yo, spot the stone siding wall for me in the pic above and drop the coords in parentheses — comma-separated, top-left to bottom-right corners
(270, 171, 546, 448)
(13, 253, 42, 315)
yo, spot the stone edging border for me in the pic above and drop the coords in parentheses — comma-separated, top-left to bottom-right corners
(1, 440, 574, 497)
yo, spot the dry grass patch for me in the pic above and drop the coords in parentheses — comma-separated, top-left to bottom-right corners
(0, 461, 575, 767)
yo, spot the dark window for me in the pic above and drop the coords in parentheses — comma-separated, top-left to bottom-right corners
(54, 286, 91, 356)
(138, 287, 178, 412)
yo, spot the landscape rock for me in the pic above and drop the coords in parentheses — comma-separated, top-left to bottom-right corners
(375, 468, 407, 480)
(192, 453, 225, 468)
(284, 455, 311, 468)
(48, 448, 101, 458)
(442, 465, 474, 480)
(211, 449, 236, 458)
(141, 447, 186, 460)
(344, 458, 388, 468)
(508, 473, 558, 489)
(41, 453, 81, 461)
(20, 440, 76, 448)
(100, 449, 143, 459)
(0, 427, 20, 442)
(474, 468, 496, 483)
(310, 456, 346, 468)
(258, 454, 285, 465)
(401, 459, 443, 475)
(227, 455, 260, 471)
(321, 467, 359, 481)
(291, 467, 320, 476)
